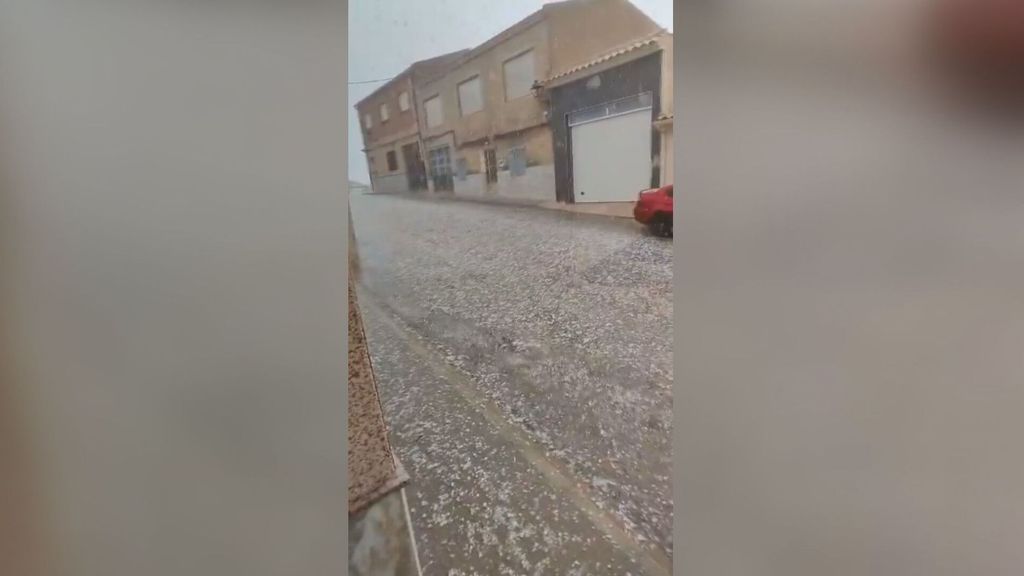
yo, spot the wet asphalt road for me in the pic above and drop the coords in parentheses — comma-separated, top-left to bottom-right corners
(351, 193, 672, 575)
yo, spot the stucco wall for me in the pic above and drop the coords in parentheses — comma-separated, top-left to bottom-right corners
(455, 142, 485, 174)
(494, 164, 556, 202)
(546, 0, 662, 76)
(495, 125, 555, 165)
(451, 165, 554, 203)
(415, 19, 552, 146)
(366, 133, 424, 191)
(356, 75, 418, 148)
(370, 173, 409, 195)
(660, 124, 673, 186)
(453, 173, 486, 197)
(657, 34, 674, 118)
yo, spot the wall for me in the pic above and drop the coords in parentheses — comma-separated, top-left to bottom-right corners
(355, 75, 418, 150)
(496, 125, 555, 165)
(449, 126, 555, 202)
(453, 173, 486, 197)
(660, 124, 673, 186)
(656, 34, 673, 187)
(548, 52, 663, 203)
(370, 173, 409, 195)
(545, 0, 662, 76)
(415, 19, 552, 148)
(493, 164, 556, 202)
(366, 133, 422, 194)
(657, 34, 673, 118)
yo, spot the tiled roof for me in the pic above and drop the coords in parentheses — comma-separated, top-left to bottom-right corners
(542, 30, 669, 85)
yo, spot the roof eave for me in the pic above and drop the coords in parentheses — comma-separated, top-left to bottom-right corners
(542, 42, 662, 89)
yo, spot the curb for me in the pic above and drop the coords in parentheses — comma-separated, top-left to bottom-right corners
(362, 191, 636, 221)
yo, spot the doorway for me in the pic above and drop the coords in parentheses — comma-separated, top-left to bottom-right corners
(569, 93, 653, 203)
(402, 143, 427, 191)
(428, 146, 453, 192)
(484, 148, 498, 185)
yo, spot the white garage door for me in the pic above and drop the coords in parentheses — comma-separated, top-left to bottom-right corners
(570, 94, 652, 203)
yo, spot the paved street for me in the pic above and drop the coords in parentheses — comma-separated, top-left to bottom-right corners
(351, 193, 673, 575)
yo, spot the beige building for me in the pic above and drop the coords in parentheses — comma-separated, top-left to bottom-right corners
(414, 0, 662, 202)
(355, 50, 468, 195)
(653, 33, 673, 186)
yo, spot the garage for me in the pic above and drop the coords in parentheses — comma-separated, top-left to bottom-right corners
(543, 38, 669, 204)
(569, 94, 652, 203)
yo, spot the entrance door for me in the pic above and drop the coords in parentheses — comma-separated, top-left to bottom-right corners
(402, 143, 427, 191)
(569, 94, 652, 203)
(428, 146, 453, 192)
(484, 149, 498, 185)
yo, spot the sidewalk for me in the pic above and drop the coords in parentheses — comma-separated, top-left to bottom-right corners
(538, 200, 634, 218)
(366, 190, 635, 220)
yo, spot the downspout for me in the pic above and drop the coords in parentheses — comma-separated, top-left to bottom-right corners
(409, 74, 429, 190)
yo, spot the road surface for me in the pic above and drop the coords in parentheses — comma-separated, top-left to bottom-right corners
(351, 193, 673, 576)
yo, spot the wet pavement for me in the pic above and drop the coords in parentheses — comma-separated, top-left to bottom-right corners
(351, 193, 672, 575)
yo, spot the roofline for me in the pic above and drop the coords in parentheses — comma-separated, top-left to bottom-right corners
(541, 29, 670, 88)
(354, 69, 412, 111)
(354, 49, 470, 110)
(416, 0, 581, 88)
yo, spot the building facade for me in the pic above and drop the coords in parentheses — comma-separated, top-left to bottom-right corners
(355, 50, 468, 195)
(654, 32, 673, 187)
(414, 0, 662, 203)
(542, 31, 673, 203)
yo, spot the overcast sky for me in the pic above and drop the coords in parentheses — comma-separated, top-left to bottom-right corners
(348, 0, 673, 184)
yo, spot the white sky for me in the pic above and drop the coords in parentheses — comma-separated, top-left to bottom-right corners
(348, 0, 673, 184)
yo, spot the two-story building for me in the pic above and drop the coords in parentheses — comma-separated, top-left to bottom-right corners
(355, 49, 468, 195)
(413, 0, 662, 202)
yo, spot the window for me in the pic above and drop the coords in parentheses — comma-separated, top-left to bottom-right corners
(503, 49, 535, 101)
(363, 113, 372, 129)
(380, 103, 389, 122)
(457, 76, 483, 116)
(399, 91, 410, 111)
(386, 150, 398, 171)
(424, 95, 443, 128)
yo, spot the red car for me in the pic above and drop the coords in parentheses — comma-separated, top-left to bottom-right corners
(633, 184, 673, 237)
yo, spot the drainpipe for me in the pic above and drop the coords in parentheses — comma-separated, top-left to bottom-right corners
(409, 74, 429, 190)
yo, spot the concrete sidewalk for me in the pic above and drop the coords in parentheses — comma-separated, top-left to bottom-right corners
(538, 200, 634, 218)
(363, 191, 635, 219)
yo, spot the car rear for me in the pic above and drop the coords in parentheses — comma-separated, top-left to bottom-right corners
(634, 184, 673, 237)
